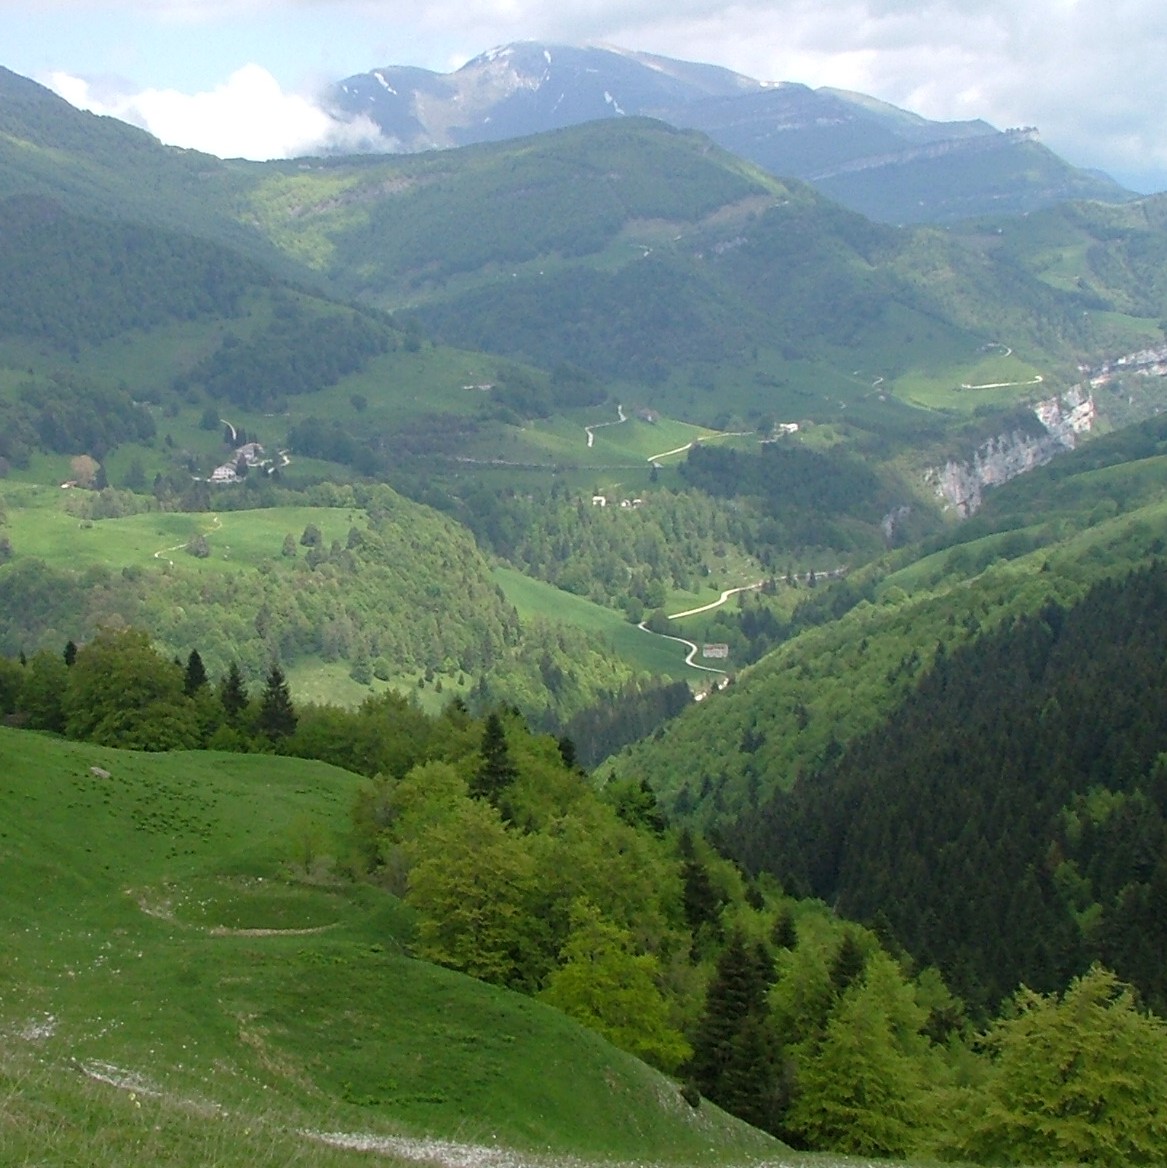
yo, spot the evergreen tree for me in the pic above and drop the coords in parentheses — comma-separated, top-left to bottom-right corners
(772, 907, 798, 950)
(689, 930, 781, 1131)
(257, 663, 297, 740)
(679, 828, 725, 948)
(63, 639, 77, 667)
(469, 712, 517, 804)
(183, 648, 208, 697)
(219, 661, 249, 725)
(829, 931, 867, 995)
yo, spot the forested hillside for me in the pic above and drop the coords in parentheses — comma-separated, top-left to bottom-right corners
(5, 640, 1167, 1167)
(608, 414, 1167, 827)
(731, 563, 1167, 1014)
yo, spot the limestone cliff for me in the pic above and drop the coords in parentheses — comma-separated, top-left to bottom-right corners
(927, 389, 1095, 517)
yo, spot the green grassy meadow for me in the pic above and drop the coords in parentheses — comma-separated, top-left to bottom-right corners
(494, 567, 695, 680)
(0, 728, 785, 1165)
(0, 489, 365, 575)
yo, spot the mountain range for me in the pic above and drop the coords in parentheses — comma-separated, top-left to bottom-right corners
(329, 41, 1134, 224)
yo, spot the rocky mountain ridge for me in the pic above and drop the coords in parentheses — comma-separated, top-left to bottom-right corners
(328, 41, 1133, 224)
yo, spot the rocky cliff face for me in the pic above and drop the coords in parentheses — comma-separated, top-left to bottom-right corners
(927, 389, 1095, 517)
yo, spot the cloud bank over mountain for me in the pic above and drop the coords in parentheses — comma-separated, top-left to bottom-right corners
(46, 64, 389, 160)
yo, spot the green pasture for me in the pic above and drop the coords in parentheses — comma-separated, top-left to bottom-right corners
(513, 409, 724, 466)
(284, 659, 470, 715)
(891, 350, 1050, 412)
(0, 728, 781, 1164)
(494, 567, 696, 680)
(0, 493, 366, 574)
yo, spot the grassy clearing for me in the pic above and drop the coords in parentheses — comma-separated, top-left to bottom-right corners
(494, 567, 694, 680)
(0, 492, 365, 574)
(0, 728, 784, 1164)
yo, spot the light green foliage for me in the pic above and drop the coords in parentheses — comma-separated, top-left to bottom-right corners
(785, 952, 938, 1158)
(19, 648, 68, 731)
(0, 724, 778, 1163)
(541, 900, 691, 1072)
(405, 798, 542, 988)
(62, 627, 200, 750)
(952, 966, 1167, 1167)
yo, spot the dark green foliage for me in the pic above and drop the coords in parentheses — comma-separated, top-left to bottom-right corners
(679, 829, 727, 947)
(829, 932, 867, 995)
(0, 373, 155, 464)
(689, 930, 783, 1133)
(469, 712, 517, 804)
(732, 562, 1167, 1013)
(771, 908, 798, 950)
(681, 441, 893, 525)
(185, 299, 392, 411)
(560, 678, 692, 768)
(257, 663, 296, 741)
(182, 649, 208, 697)
(0, 195, 264, 349)
(218, 661, 249, 725)
(604, 777, 666, 836)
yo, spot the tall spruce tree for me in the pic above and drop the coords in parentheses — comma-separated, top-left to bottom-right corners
(689, 930, 782, 1131)
(257, 663, 296, 740)
(469, 712, 517, 805)
(183, 648, 208, 697)
(219, 661, 248, 725)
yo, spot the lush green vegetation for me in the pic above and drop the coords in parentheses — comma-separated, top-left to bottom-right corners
(0, 724, 779, 1164)
(611, 418, 1167, 832)
(5, 673, 1167, 1166)
(0, 484, 675, 727)
(6, 58, 1167, 1167)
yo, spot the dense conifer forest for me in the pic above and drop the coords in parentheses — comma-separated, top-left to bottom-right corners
(728, 563, 1167, 1015)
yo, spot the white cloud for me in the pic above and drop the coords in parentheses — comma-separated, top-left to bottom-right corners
(46, 63, 390, 160)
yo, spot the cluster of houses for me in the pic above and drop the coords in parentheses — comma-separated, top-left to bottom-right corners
(207, 442, 278, 484)
(590, 495, 644, 509)
(1084, 345, 1167, 388)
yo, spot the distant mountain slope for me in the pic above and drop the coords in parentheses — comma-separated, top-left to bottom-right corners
(0, 66, 287, 269)
(329, 42, 1134, 224)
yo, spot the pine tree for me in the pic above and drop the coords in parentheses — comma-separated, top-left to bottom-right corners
(183, 648, 208, 696)
(469, 712, 517, 804)
(829, 931, 867, 995)
(689, 930, 782, 1131)
(257, 663, 297, 740)
(219, 661, 249, 725)
(679, 828, 725, 947)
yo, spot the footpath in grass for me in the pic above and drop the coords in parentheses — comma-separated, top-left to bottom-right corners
(0, 728, 783, 1166)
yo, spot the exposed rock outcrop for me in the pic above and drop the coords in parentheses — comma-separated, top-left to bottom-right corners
(927, 389, 1095, 517)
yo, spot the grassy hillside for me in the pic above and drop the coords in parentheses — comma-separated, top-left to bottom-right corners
(0, 727, 782, 1164)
